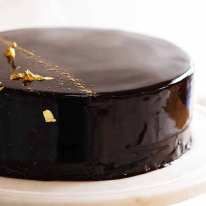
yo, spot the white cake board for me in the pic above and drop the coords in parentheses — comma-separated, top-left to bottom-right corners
(0, 106, 206, 206)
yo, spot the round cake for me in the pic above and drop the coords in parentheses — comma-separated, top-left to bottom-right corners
(0, 28, 192, 180)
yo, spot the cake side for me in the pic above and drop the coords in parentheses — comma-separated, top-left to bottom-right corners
(0, 73, 193, 180)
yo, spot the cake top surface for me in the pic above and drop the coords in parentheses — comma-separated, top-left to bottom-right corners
(0, 28, 191, 96)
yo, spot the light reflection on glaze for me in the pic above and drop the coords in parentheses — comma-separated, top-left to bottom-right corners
(164, 83, 190, 129)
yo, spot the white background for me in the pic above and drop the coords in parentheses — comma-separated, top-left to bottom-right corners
(0, 0, 205, 205)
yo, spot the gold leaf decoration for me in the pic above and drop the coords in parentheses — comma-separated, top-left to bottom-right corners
(10, 69, 54, 83)
(43, 109, 56, 123)
(4, 42, 54, 84)
(4, 42, 17, 60)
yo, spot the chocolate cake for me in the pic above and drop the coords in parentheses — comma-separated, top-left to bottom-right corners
(0, 28, 192, 180)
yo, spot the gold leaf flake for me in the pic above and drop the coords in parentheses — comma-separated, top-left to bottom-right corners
(4, 42, 54, 83)
(4, 42, 17, 61)
(43, 110, 56, 123)
(10, 69, 54, 83)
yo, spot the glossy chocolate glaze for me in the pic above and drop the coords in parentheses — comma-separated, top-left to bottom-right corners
(0, 28, 192, 180)
(0, 28, 190, 95)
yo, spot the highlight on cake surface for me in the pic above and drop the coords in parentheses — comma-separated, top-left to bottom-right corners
(0, 81, 4, 91)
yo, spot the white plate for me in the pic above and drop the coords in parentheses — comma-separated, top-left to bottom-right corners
(0, 106, 206, 206)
